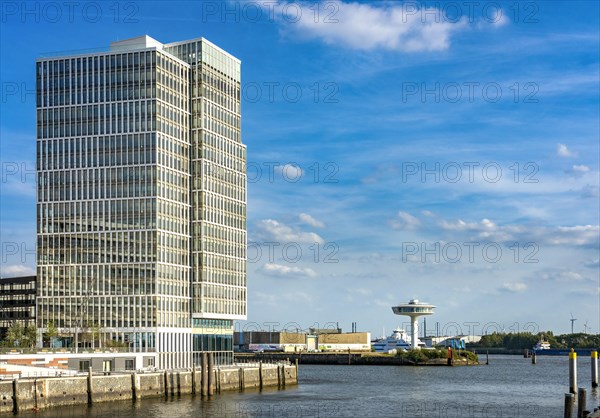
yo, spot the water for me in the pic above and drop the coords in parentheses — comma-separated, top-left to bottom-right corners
(22, 355, 600, 418)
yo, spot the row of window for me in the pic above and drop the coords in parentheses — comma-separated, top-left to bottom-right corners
(37, 133, 157, 170)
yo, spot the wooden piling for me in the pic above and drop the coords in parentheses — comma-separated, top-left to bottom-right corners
(577, 388, 586, 418)
(281, 364, 286, 388)
(259, 361, 263, 390)
(564, 393, 574, 418)
(12, 378, 19, 413)
(238, 367, 244, 391)
(569, 349, 577, 394)
(532, 352, 537, 364)
(131, 372, 140, 400)
(163, 370, 169, 397)
(207, 352, 214, 396)
(295, 358, 299, 376)
(201, 352, 208, 396)
(87, 367, 93, 405)
(191, 363, 196, 395)
(486, 350, 489, 365)
(592, 351, 598, 388)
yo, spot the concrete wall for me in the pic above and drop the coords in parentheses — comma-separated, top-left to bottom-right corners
(92, 375, 132, 403)
(0, 380, 13, 414)
(137, 372, 166, 398)
(43, 376, 88, 409)
(0, 364, 297, 414)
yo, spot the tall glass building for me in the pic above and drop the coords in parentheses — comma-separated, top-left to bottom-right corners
(36, 36, 246, 368)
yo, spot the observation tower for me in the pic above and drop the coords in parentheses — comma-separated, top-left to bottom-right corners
(392, 299, 436, 349)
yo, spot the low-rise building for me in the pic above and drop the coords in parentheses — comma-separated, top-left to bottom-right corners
(0, 276, 36, 340)
(234, 330, 372, 352)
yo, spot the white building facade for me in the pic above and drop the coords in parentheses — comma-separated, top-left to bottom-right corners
(36, 36, 246, 369)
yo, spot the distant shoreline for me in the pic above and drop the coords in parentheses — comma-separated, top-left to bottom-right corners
(235, 352, 479, 366)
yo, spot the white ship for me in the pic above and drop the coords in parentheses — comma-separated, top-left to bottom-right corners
(533, 340, 551, 350)
(372, 328, 425, 352)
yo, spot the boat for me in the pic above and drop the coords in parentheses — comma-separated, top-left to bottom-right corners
(372, 328, 424, 352)
(533, 340, 551, 350)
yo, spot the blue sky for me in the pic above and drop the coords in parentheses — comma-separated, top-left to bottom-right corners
(0, 1, 598, 336)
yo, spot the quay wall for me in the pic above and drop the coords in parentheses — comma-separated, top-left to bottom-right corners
(0, 363, 297, 414)
(236, 353, 476, 366)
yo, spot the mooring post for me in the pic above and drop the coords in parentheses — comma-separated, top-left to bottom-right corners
(564, 393, 574, 418)
(577, 388, 587, 418)
(569, 349, 578, 394)
(486, 350, 489, 365)
(12, 378, 19, 414)
(591, 351, 598, 388)
(207, 352, 214, 396)
(277, 363, 281, 388)
(201, 352, 208, 396)
(259, 361, 263, 390)
(87, 367, 93, 405)
(238, 366, 244, 391)
(163, 370, 169, 397)
(532, 351, 537, 364)
(191, 363, 197, 395)
(281, 364, 286, 388)
(295, 358, 299, 378)
(131, 372, 139, 400)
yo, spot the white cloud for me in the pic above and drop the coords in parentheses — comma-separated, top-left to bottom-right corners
(0, 265, 35, 277)
(390, 211, 421, 229)
(257, 219, 325, 244)
(275, 1, 468, 52)
(549, 225, 599, 245)
(299, 213, 325, 228)
(557, 143, 577, 157)
(540, 270, 585, 282)
(571, 164, 590, 172)
(499, 282, 527, 293)
(262, 263, 317, 278)
(274, 164, 304, 181)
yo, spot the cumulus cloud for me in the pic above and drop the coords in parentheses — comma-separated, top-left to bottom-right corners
(257, 219, 325, 244)
(584, 259, 600, 269)
(262, 263, 317, 278)
(274, 164, 304, 181)
(299, 213, 325, 228)
(275, 1, 469, 52)
(557, 143, 577, 157)
(437, 216, 599, 246)
(390, 211, 421, 229)
(540, 270, 585, 282)
(499, 282, 527, 293)
(549, 226, 599, 245)
(566, 164, 591, 176)
(0, 265, 35, 277)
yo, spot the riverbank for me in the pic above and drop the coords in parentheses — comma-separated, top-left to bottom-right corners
(235, 352, 479, 366)
(0, 362, 297, 415)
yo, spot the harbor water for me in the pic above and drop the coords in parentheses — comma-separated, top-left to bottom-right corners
(20, 355, 600, 417)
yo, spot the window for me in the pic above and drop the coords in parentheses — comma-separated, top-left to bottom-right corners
(125, 359, 135, 371)
(79, 360, 90, 371)
(102, 360, 112, 372)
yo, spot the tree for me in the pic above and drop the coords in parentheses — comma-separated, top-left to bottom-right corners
(90, 322, 102, 349)
(4, 321, 24, 347)
(23, 324, 38, 349)
(45, 320, 59, 348)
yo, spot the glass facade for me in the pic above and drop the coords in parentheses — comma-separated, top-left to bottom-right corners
(0, 276, 36, 340)
(36, 36, 246, 368)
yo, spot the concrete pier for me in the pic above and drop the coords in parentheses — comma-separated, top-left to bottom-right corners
(0, 363, 297, 415)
